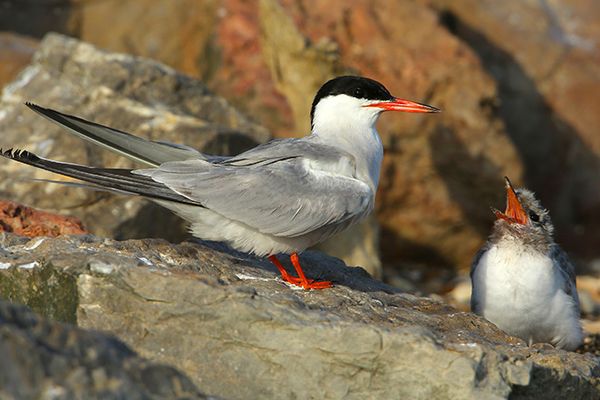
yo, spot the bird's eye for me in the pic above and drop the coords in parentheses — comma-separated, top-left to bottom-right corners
(354, 87, 364, 98)
(528, 211, 540, 222)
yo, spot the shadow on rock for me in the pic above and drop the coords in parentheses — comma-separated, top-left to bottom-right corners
(379, 225, 456, 270)
(115, 203, 191, 243)
(429, 124, 505, 237)
(438, 10, 600, 259)
(0, 301, 206, 399)
(195, 238, 402, 294)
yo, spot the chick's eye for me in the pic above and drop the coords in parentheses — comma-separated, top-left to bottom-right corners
(528, 211, 540, 222)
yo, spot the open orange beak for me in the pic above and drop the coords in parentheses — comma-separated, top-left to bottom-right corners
(365, 97, 440, 113)
(493, 177, 528, 225)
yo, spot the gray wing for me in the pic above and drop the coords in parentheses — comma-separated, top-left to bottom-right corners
(135, 141, 372, 237)
(217, 137, 350, 167)
(26, 103, 205, 166)
(550, 245, 580, 308)
(469, 244, 489, 313)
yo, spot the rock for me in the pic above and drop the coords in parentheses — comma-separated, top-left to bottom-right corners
(0, 199, 87, 237)
(428, 0, 600, 260)
(0, 33, 269, 243)
(258, 0, 342, 135)
(0, 299, 207, 399)
(0, 232, 597, 399)
(578, 276, 600, 313)
(315, 215, 382, 279)
(77, 0, 220, 81)
(206, 0, 296, 135)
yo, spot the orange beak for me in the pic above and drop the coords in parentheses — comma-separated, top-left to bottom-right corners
(365, 97, 440, 113)
(493, 177, 528, 225)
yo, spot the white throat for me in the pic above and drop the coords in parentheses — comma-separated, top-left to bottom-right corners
(310, 95, 384, 191)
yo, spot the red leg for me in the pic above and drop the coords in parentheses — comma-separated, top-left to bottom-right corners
(268, 255, 297, 283)
(268, 254, 332, 289)
(268, 255, 309, 286)
(289, 252, 332, 289)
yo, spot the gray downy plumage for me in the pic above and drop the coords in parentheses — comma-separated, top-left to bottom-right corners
(470, 177, 583, 350)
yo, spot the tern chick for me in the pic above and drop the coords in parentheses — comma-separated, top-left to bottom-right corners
(470, 177, 583, 350)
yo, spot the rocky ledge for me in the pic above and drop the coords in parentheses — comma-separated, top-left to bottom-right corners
(0, 298, 206, 399)
(0, 232, 598, 399)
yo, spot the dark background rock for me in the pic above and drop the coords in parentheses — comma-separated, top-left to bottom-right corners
(0, 3, 599, 396)
(429, 0, 600, 259)
(0, 232, 598, 399)
(0, 299, 207, 399)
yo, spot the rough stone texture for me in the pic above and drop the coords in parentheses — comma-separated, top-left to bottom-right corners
(429, 0, 600, 258)
(0, 232, 597, 399)
(0, 199, 87, 237)
(0, 299, 207, 399)
(0, 33, 269, 244)
(316, 214, 382, 279)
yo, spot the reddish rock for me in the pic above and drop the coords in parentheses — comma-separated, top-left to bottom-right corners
(428, 0, 600, 258)
(77, 0, 218, 78)
(211, 0, 295, 135)
(0, 200, 86, 237)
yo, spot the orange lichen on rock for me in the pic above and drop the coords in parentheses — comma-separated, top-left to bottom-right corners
(0, 199, 86, 237)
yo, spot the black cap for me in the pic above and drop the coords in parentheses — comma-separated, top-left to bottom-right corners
(310, 76, 394, 124)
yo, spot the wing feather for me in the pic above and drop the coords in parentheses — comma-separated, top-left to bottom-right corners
(26, 103, 203, 166)
(136, 156, 372, 237)
(549, 245, 580, 308)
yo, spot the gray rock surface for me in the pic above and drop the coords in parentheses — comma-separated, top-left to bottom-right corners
(0, 232, 597, 399)
(0, 298, 207, 399)
(0, 33, 269, 243)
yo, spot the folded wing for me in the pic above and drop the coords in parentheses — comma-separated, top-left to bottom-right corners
(136, 157, 372, 238)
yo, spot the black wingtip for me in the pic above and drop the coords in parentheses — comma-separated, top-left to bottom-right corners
(0, 148, 39, 162)
(0, 148, 13, 158)
(25, 102, 45, 113)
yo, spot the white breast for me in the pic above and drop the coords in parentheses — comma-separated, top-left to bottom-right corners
(471, 239, 583, 350)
